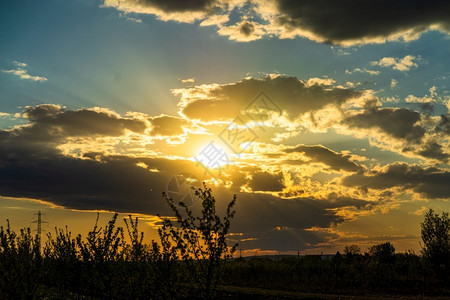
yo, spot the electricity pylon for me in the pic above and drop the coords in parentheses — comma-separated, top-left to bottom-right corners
(31, 210, 47, 240)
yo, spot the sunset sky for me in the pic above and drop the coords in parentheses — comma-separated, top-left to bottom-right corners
(0, 0, 449, 254)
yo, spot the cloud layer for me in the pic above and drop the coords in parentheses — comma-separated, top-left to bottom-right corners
(103, 0, 450, 45)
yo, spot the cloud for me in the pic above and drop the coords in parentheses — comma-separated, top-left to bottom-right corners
(239, 21, 255, 36)
(274, 0, 450, 45)
(174, 75, 448, 164)
(248, 171, 284, 191)
(405, 86, 445, 103)
(416, 140, 449, 162)
(0, 111, 168, 212)
(199, 13, 229, 27)
(237, 226, 335, 252)
(342, 163, 450, 199)
(216, 20, 266, 42)
(148, 114, 189, 136)
(21, 104, 148, 138)
(284, 144, 363, 173)
(410, 206, 429, 216)
(348, 68, 380, 76)
(102, 0, 450, 45)
(12, 61, 27, 67)
(0, 154, 172, 212)
(175, 75, 360, 123)
(390, 79, 398, 89)
(305, 77, 336, 87)
(116, 0, 217, 13)
(343, 105, 425, 143)
(2, 61, 47, 82)
(229, 190, 379, 251)
(102, 0, 222, 23)
(435, 114, 450, 135)
(0, 105, 154, 168)
(180, 77, 196, 83)
(371, 55, 420, 71)
(0, 105, 204, 213)
(228, 192, 342, 241)
(340, 100, 450, 162)
(0, 113, 9, 117)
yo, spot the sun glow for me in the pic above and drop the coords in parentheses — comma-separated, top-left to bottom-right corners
(193, 141, 231, 169)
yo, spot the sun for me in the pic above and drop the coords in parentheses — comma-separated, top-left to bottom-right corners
(193, 141, 231, 169)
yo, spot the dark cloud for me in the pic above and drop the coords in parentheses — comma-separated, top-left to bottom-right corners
(420, 102, 434, 116)
(180, 98, 238, 122)
(22, 104, 147, 138)
(435, 114, 450, 135)
(117, 0, 218, 13)
(149, 115, 188, 136)
(238, 227, 335, 252)
(284, 144, 362, 172)
(416, 141, 449, 162)
(24, 104, 63, 121)
(179, 75, 360, 122)
(343, 106, 425, 143)
(228, 192, 342, 235)
(342, 104, 449, 161)
(323, 193, 375, 210)
(335, 234, 419, 245)
(0, 154, 171, 213)
(0, 105, 192, 214)
(103, 0, 450, 45)
(228, 191, 375, 251)
(239, 21, 255, 37)
(342, 163, 450, 199)
(248, 171, 284, 191)
(276, 0, 450, 44)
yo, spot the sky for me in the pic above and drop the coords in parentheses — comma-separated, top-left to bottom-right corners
(0, 0, 449, 255)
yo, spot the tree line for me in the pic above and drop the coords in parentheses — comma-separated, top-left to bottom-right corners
(0, 185, 449, 299)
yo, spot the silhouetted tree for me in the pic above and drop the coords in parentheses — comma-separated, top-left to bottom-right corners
(160, 183, 237, 299)
(421, 209, 450, 279)
(122, 215, 154, 299)
(44, 226, 80, 296)
(368, 242, 395, 264)
(76, 213, 125, 298)
(344, 244, 361, 260)
(0, 221, 42, 299)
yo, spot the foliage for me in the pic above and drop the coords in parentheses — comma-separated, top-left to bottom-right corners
(0, 195, 449, 298)
(421, 209, 450, 278)
(221, 249, 438, 296)
(159, 183, 237, 298)
(0, 221, 42, 299)
(343, 244, 361, 261)
(368, 242, 396, 264)
(44, 226, 81, 296)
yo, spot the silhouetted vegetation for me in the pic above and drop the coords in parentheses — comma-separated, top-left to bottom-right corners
(421, 209, 450, 280)
(0, 191, 449, 299)
(159, 185, 237, 298)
